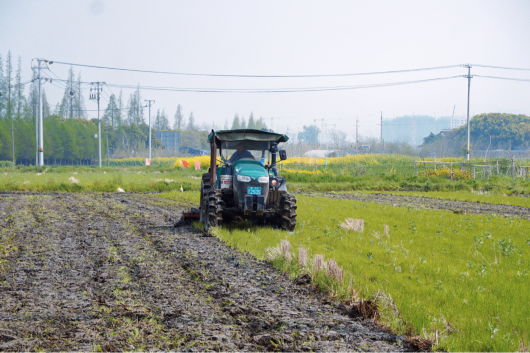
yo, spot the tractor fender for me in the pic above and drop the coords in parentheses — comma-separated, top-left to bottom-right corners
(278, 178, 288, 193)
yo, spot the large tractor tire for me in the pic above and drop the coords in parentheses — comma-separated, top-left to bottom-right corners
(280, 194, 297, 231)
(205, 189, 224, 231)
(200, 173, 224, 231)
(200, 173, 210, 223)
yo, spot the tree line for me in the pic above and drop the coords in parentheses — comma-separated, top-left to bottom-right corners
(0, 51, 277, 164)
(422, 113, 530, 155)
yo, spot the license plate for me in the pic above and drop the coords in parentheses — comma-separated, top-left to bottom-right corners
(247, 187, 261, 195)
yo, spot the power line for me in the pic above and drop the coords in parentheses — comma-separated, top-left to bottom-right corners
(44, 75, 463, 93)
(473, 64, 530, 71)
(474, 74, 530, 82)
(50, 60, 462, 78)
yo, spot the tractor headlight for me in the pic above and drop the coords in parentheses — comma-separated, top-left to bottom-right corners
(237, 175, 251, 182)
(257, 176, 269, 183)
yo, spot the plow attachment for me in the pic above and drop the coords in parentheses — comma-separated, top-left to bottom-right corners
(174, 208, 200, 227)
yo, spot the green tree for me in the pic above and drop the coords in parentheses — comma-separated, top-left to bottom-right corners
(247, 112, 256, 129)
(0, 53, 5, 119)
(255, 116, 268, 130)
(231, 114, 241, 129)
(14, 56, 25, 120)
(187, 112, 196, 131)
(57, 67, 76, 118)
(173, 104, 183, 130)
(127, 85, 144, 125)
(42, 88, 51, 118)
(102, 94, 119, 128)
(3, 51, 14, 122)
(298, 125, 321, 144)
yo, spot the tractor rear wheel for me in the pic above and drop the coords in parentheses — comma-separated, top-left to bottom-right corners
(280, 194, 297, 231)
(200, 173, 210, 223)
(205, 189, 224, 231)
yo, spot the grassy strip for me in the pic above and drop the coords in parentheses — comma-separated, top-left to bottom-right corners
(0, 167, 202, 192)
(204, 194, 529, 352)
(289, 175, 530, 194)
(360, 190, 530, 208)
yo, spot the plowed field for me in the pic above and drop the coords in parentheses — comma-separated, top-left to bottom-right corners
(0, 193, 404, 351)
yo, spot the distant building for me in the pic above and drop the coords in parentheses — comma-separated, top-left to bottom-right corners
(382, 115, 452, 146)
(303, 150, 338, 158)
(451, 117, 467, 129)
(155, 131, 181, 152)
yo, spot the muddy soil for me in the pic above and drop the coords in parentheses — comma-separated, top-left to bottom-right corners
(316, 192, 530, 220)
(0, 193, 405, 352)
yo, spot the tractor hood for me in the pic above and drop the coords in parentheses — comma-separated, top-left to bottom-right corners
(208, 129, 289, 145)
(233, 160, 268, 180)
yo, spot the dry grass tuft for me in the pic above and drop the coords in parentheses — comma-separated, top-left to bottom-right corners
(265, 246, 282, 261)
(384, 224, 390, 237)
(281, 240, 292, 261)
(340, 218, 364, 232)
(68, 176, 79, 184)
(314, 254, 324, 271)
(298, 247, 308, 267)
(326, 258, 344, 282)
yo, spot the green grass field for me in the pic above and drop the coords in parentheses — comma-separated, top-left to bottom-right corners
(0, 166, 202, 192)
(207, 194, 530, 352)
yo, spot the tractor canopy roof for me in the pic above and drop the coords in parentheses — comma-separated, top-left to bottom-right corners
(208, 129, 289, 144)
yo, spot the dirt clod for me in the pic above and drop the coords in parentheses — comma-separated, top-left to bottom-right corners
(294, 273, 311, 285)
(404, 335, 434, 352)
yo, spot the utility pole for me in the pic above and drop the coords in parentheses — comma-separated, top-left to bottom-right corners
(356, 115, 359, 152)
(34, 59, 52, 166)
(89, 82, 105, 167)
(69, 90, 75, 118)
(464, 64, 473, 160)
(145, 100, 155, 160)
(106, 129, 110, 166)
(12, 123, 15, 166)
(381, 111, 383, 153)
(7, 66, 14, 166)
(33, 99, 38, 165)
(321, 118, 325, 149)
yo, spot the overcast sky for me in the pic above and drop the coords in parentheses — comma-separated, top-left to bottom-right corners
(1, 0, 530, 140)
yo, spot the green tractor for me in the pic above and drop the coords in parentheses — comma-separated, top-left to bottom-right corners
(199, 129, 297, 232)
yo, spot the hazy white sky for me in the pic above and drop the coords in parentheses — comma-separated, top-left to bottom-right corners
(1, 0, 530, 140)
